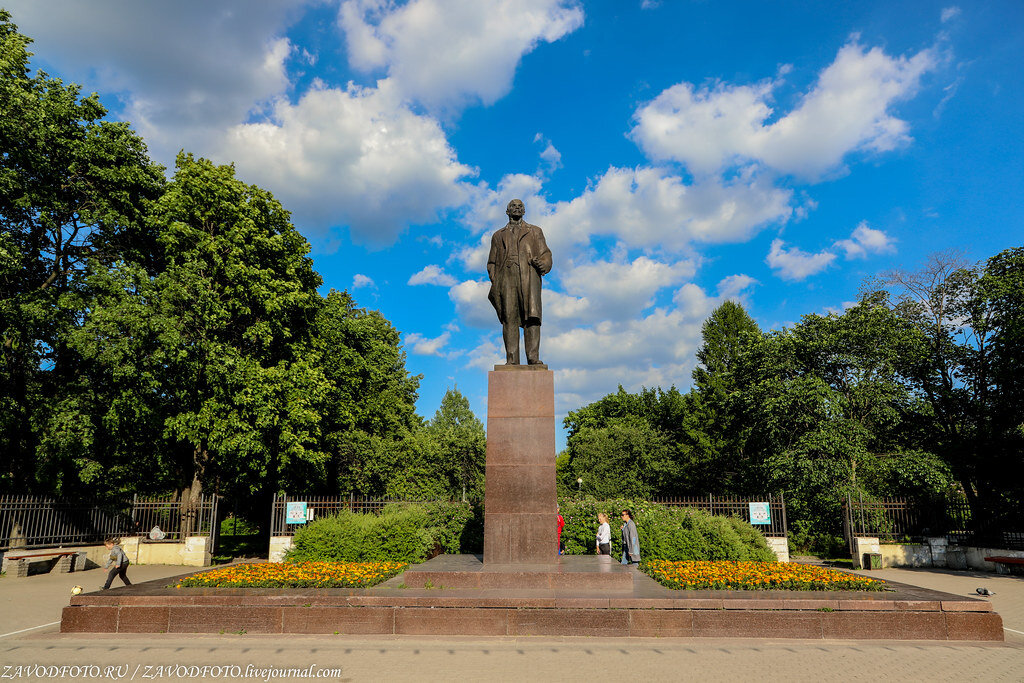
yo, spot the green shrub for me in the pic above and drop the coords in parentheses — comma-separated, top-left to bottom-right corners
(219, 515, 260, 536)
(558, 497, 777, 562)
(725, 517, 779, 562)
(418, 501, 478, 554)
(286, 501, 479, 563)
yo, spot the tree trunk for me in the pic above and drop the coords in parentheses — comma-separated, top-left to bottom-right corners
(180, 446, 206, 537)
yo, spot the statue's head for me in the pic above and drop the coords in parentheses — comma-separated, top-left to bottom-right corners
(506, 199, 525, 220)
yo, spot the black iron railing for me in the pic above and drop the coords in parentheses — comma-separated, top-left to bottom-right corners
(269, 494, 463, 537)
(0, 495, 131, 551)
(131, 494, 219, 542)
(842, 493, 1023, 550)
(269, 493, 787, 540)
(652, 494, 788, 538)
(0, 494, 219, 551)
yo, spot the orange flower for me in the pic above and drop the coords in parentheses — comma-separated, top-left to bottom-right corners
(642, 560, 886, 592)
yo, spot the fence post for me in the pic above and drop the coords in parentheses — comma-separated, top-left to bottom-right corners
(844, 492, 853, 557)
(779, 491, 788, 542)
(858, 490, 865, 539)
(210, 495, 220, 554)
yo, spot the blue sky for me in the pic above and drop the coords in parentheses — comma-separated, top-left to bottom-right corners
(8, 1, 1023, 450)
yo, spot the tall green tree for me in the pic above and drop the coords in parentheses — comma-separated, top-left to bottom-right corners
(70, 154, 326, 510)
(0, 11, 164, 492)
(362, 389, 485, 501)
(982, 247, 1024, 511)
(879, 254, 1004, 516)
(558, 414, 672, 499)
(310, 290, 421, 495)
(425, 388, 486, 501)
(688, 301, 762, 491)
(731, 297, 954, 548)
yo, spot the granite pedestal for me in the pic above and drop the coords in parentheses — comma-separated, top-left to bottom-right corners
(483, 365, 557, 566)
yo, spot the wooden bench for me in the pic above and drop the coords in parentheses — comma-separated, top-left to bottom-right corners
(2, 550, 80, 578)
(984, 555, 1024, 574)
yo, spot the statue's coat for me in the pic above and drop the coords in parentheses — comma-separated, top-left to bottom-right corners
(486, 221, 552, 326)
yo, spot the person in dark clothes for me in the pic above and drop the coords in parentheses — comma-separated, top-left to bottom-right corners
(101, 538, 131, 590)
(620, 510, 640, 565)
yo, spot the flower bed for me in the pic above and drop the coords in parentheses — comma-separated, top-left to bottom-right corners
(642, 560, 887, 591)
(175, 561, 408, 588)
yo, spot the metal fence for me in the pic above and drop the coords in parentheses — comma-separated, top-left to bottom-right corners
(131, 494, 219, 542)
(270, 494, 463, 537)
(270, 493, 787, 540)
(842, 493, 1024, 551)
(0, 494, 219, 552)
(0, 495, 132, 552)
(652, 494, 788, 538)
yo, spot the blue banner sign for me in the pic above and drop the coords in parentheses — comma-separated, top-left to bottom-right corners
(749, 501, 771, 525)
(286, 501, 308, 525)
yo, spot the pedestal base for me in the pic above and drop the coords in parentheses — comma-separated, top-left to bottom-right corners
(483, 367, 557, 565)
(63, 559, 1005, 641)
(403, 555, 634, 590)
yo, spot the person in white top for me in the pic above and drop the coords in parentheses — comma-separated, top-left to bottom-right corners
(595, 512, 611, 555)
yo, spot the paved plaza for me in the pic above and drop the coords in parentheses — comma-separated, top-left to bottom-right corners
(1, 564, 1022, 681)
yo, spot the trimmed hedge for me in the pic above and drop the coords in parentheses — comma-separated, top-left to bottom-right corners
(285, 498, 775, 564)
(558, 497, 777, 562)
(286, 501, 480, 563)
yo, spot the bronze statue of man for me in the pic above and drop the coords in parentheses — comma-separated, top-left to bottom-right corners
(487, 199, 552, 365)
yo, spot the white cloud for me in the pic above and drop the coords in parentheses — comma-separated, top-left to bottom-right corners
(461, 166, 793, 261)
(718, 273, 759, 299)
(766, 239, 836, 280)
(462, 173, 547, 235)
(673, 274, 756, 319)
(5, 0, 480, 244)
(544, 289, 591, 325)
(547, 167, 793, 250)
(404, 331, 451, 356)
(219, 80, 474, 244)
(824, 300, 860, 315)
(338, 0, 584, 112)
(408, 264, 458, 286)
(941, 6, 961, 22)
(544, 310, 695, 370)
(544, 274, 753, 409)
(834, 222, 896, 259)
(540, 142, 563, 174)
(537, 274, 755, 409)
(630, 38, 939, 178)
(466, 337, 505, 371)
(449, 251, 757, 410)
(10, 1, 583, 244)
(5, 0, 306, 165)
(449, 280, 496, 329)
(560, 256, 696, 319)
(763, 223, 892, 281)
(352, 273, 376, 289)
